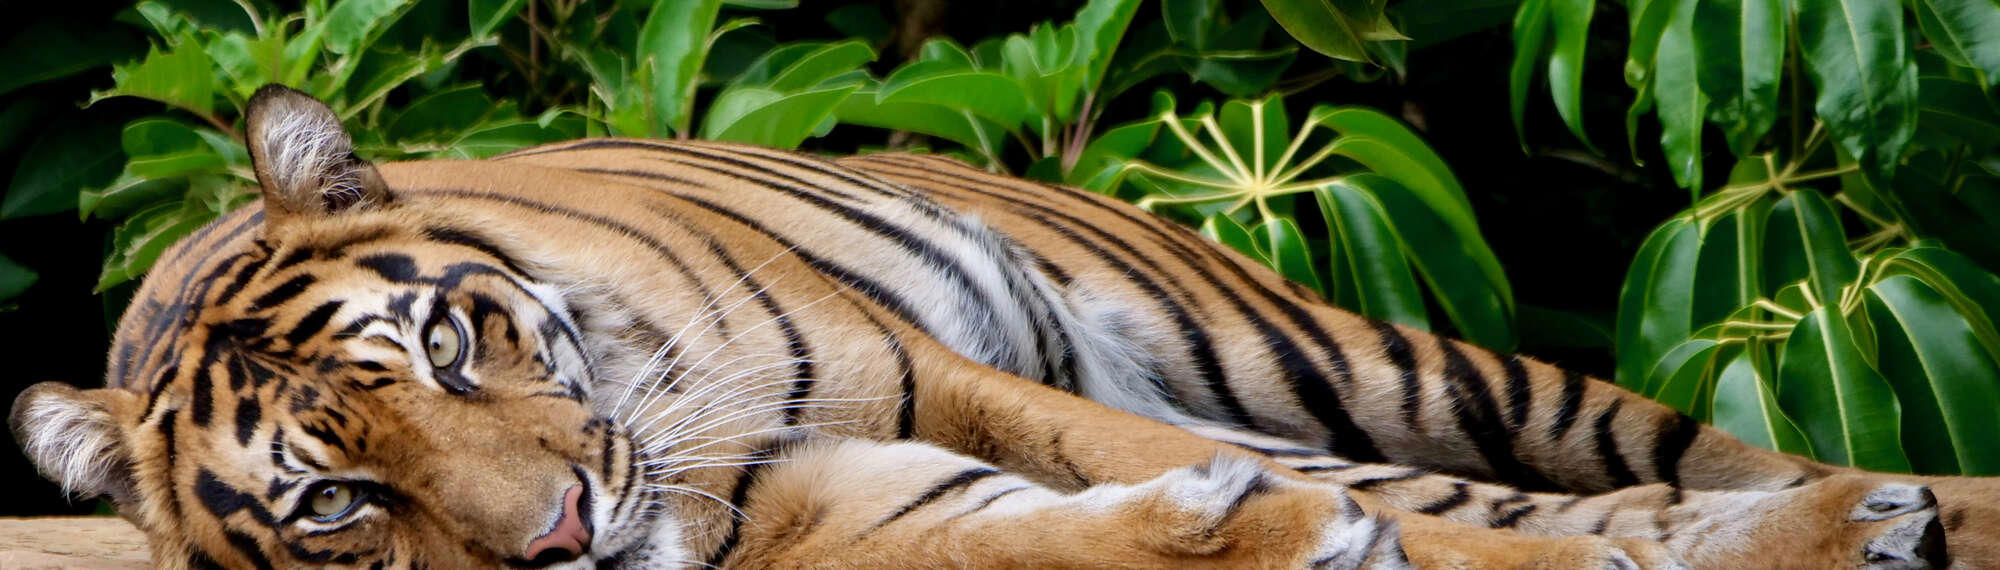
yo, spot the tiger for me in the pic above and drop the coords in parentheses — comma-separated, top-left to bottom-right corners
(9, 83, 1992, 569)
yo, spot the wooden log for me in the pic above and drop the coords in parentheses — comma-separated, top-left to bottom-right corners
(0, 517, 148, 569)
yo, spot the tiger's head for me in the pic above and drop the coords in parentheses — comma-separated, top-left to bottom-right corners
(10, 85, 667, 568)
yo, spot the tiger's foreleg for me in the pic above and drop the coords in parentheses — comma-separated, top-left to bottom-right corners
(726, 438, 1678, 569)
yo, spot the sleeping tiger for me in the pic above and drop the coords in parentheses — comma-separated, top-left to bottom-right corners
(10, 84, 1993, 569)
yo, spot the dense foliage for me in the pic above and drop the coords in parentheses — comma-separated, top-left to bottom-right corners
(2, 0, 1996, 483)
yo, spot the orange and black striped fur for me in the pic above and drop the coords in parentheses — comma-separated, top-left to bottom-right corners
(12, 85, 1992, 568)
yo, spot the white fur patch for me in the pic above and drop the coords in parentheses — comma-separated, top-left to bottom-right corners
(13, 389, 126, 499)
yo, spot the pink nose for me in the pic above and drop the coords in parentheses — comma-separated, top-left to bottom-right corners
(524, 485, 590, 563)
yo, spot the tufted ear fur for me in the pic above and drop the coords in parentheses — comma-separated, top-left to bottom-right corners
(244, 83, 390, 222)
(10, 382, 141, 506)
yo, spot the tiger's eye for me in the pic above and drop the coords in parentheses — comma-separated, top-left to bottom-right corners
(310, 483, 356, 519)
(425, 318, 462, 368)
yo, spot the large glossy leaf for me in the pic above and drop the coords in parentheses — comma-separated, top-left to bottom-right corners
(1782, 191, 1859, 309)
(1615, 217, 1702, 388)
(1253, 217, 1324, 296)
(765, 40, 876, 92)
(1694, 0, 1784, 156)
(835, 91, 994, 153)
(638, 0, 723, 136)
(1259, 0, 1373, 61)
(1776, 306, 1913, 471)
(1796, 0, 1917, 181)
(88, 33, 217, 117)
(1652, 0, 1706, 191)
(1712, 348, 1814, 455)
(96, 199, 221, 292)
(701, 85, 860, 148)
(1914, 0, 2000, 88)
(877, 61, 1034, 127)
(325, 0, 413, 55)
(1200, 213, 1265, 263)
(1546, 0, 1596, 151)
(1164, 0, 1220, 51)
(1508, 0, 1550, 151)
(1318, 183, 1426, 328)
(1071, 0, 1143, 95)
(1344, 174, 1514, 349)
(1867, 276, 2000, 475)
(1644, 338, 1722, 417)
(2, 118, 123, 219)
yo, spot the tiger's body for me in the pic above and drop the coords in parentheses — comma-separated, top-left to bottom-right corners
(10, 86, 1992, 569)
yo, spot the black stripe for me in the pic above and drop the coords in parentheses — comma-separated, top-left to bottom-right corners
(1491, 504, 1536, 528)
(190, 365, 215, 426)
(233, 396, 261, 446)
(211, 254, 268, 307)
(1416, 482, 1472, 515)
(894, 336, 917, 439)
(1502, 356, 1532, 431)
(224, 531, 276, 570)
(1435, 339, 1560, 492)
(284, 301, 344, 347)
(1652, 412, 1701, 485)
(248, 274, 316, 310)
(663, 193, 926, 327)
(422, 226, 533, 277)
(947, 486, 1029, 520)
(1549, 370, 1588, 441)
(871, 468, 1002, 530)
(1347, 468, 1428, 491)
(1371, 321, 1423, 430)
(688, 223, 817, 420)
(706, 451, 779, 567)
(1592, 400, 1641, 488)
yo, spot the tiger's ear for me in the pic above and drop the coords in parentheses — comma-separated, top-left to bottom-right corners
(244, 83, 390, 222)
(10, 382, 141, 505)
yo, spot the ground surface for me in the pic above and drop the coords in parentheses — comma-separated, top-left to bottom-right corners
(0, 517, 147, 568)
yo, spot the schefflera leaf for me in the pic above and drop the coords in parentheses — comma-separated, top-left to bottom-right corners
(1776, 305, 1913, 472)
(1869, 249, 2000, 475)
(1711, 346, 1813, 455)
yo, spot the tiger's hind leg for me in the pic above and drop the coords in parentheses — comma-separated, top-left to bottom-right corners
(722, 438, 1694, 569)
(1219, 436, 1950, 569)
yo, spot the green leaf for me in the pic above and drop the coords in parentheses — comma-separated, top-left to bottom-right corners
(835, 91, 997, 153)
(1508, 0, 1550, 151)
(386, 85, 496, 141)
(1164, 0, 1220, 51)
(325, 0, 414, 55)
(824, 4, 891, 47)
(701, 85, 860, 148)
(1071, 0, 1144, 95)
(1783, 190, 1859, 309)
(1796, 0, 1917, 181)
(1318, 183, 1427, 329)
(1652, 0, 1707, 191)
(1694, 0, 1785, 156)
(1914, 0, 2000, 89)
(1343, 174, 1515, 349)
(1615, 217, 1702, 388)
(89, 33, 217, 117)
(1916, 74, 2000, 149)
(766, 40, 876, 92)
(1200, 213, 1265, 262)
(1546, 0, 1596, 151)
(878, 61, 1034, 127)
(0, 251, 35, 303)
(1712, 347, 1814, 455)
(1516, 305, 1612, 349)
(1867, 276, 2000, 475)
(723, 0, 797, 8)
(470, 0, 528, 38)
(96, 199, 220, 292)
(1777, 306, 1913, 471)
(0, 19, 144, 97)
(1643, 338, 1720, 415)
(1253, 217, 1324, 297)
(2, 118, 124, 219)
(1316, 107, 1510, 310)
(638, 0, 723, 136)
(1259, 0, 1373, 61)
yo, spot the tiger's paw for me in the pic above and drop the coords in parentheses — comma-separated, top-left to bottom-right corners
(1113, 455, 1410, 569)
(1701, 476, 1948, 569)
(1913, 476, 1997, 569)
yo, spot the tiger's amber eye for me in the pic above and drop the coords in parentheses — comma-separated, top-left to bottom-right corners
(425, 318, 462, 368)
(310, 483, 356, 519)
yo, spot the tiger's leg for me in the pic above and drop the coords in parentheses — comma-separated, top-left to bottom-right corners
(726, 438, 1677, 569)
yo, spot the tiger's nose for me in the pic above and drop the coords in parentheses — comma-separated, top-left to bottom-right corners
(524, 485, 591, 564)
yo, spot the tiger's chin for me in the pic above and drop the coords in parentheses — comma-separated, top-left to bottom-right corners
(584, 515, 694, 570)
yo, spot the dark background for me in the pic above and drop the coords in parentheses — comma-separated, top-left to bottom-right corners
(1, 0, 1698, 516)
